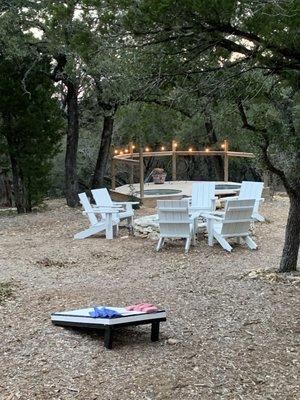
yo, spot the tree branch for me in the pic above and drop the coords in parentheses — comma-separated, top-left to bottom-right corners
(236, 100, 295, 195)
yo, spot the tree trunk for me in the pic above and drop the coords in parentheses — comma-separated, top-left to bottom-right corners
(9, 153, 31, 213)
(91, 115, 114, 188)
(279, 194, 300, 272)
(65, 80, 79, 207)
(4, 114, 31, 213)
(204, 112, 223, 180)
(0, 168, 13, 207)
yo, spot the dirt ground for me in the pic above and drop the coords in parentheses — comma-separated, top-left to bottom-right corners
(0, 196, 299, 400)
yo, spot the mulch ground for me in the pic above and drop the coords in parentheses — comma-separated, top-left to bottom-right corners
(0, 196, 299, 400)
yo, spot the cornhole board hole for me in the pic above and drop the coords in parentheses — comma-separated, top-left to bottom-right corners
(51, 307, 167, 349)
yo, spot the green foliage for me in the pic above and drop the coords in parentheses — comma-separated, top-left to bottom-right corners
(115, 103, 182, 146)
(0, 54, 64, 205)
(0, 282, 13, 304)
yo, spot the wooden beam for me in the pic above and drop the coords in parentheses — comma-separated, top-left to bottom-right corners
(172, 140, 177, 181)
(139, 144, 144, 199)
(115, 150, 254, 158)
(111, 156, 116, 190)
(227, 151, 255, 158)
(224, 139, 229, 182)
(141, 151, 173, 157)
(129, 141, 134, 184)
(113, 158, 139, 165)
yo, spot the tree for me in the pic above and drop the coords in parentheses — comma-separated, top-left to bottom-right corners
(126, 0, 300, 271)
(42, 1, 83, 207)
(0, 55, 63, 213)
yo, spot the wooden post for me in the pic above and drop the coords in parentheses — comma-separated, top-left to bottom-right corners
(224, 139, 229, 182)
(129, 141, 134, 184)
(111, 156, 116, 190)
(139, 144, 144, 199)
(172, 140, 177, 181)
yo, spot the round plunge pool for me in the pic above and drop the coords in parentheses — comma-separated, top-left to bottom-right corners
(138, 189, 183, 196)
(137, 183, 240, 197)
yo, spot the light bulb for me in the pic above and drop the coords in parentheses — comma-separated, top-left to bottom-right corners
(161, 146, 165, 151)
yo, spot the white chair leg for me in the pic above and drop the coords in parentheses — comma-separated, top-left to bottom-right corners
(253, 213, 265, 222)
(192, 233, 196, 246)
(105, 214, 113, 240)
(194, 218, 198, 237)
(185, 237, 191, 253)
(215, 233, 232, 252)
(113, 224, 118, 237)
(127, 216, 134, 226)
(156, 237, 164, 251)
(207, 220, 214, 246)
(244, 235, 257, 250)
(236, 237, 241, 244)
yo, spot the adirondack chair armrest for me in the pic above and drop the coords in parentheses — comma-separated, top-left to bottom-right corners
(94, 205, 123, 209)
(85, 207, 123, 214)
(112, 201, 139, 207)
(202, 212, 224, 221)
(219, 195, 238, 203)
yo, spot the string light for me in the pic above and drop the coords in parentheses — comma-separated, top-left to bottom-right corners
(161, 146, 165, 151)
(188, 148, 193, 152)
(221, 143, 226, 149)
(145, 147, 150, 152)
(114, 149, 119, 154)
(124, 149, 129, 153)
(120, 150, 124, 155)
(205, 148, 210, 152)
(132, 145, 136, 150)
(174, 142, 178, 148)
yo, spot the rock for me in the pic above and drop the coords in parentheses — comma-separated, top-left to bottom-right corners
(167, 338, 179, 345)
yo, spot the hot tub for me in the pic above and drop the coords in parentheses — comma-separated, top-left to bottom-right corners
(112, 181, 241, 206)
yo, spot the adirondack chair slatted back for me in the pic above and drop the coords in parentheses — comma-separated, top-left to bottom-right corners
(221, 199, 255, 237)
(91, 188, 113, 207)
(191, 182, 215, 211)
(239, 181, 263, 214)
(78, 193, 98, 226)
(157, 200, 191, 238)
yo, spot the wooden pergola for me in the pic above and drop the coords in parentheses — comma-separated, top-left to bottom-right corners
(111, 140, 255, 198)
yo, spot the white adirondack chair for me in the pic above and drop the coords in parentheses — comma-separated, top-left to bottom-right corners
(204, 199, 257, 252)
(189, 181, 216, 216)
(221, 181, 264, 221)
(74, 192, 120, 239)
(156, 199, 197, 253)
(188, 182, 216, 233)
(91, 188, 138, 226)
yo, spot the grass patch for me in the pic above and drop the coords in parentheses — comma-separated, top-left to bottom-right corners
(0, 208, 17, 216)
(0, 202, 49, 217)
(0, 282, 13, 303)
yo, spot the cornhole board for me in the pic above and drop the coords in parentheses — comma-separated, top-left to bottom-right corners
(51, 307, 167, 349)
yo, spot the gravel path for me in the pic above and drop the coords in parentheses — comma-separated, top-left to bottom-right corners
(0, 197, 299, 400)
